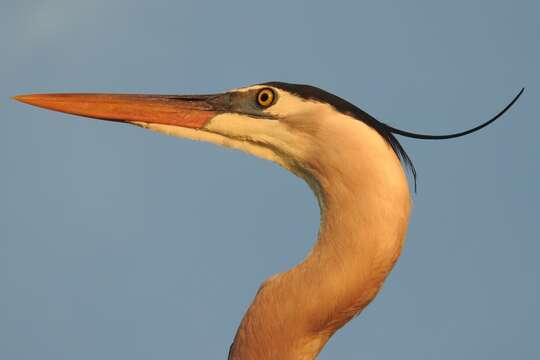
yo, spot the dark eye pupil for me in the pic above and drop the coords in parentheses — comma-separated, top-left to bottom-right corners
(260, 93, 269, 102)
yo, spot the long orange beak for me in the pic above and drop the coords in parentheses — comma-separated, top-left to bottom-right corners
(12, 93, 224, 129)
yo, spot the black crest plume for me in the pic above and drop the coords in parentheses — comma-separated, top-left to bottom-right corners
(265, 82, 525, 192)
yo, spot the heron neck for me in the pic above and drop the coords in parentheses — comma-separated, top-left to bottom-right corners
(229, 120, 411, 360)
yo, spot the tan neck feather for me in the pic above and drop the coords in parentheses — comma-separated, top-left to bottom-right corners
(229, 116, 411, 360)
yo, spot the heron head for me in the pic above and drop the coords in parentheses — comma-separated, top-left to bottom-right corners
(13, 82, 413, 185)
(15, 81, 522, 193)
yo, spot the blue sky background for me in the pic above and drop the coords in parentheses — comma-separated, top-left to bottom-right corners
(1, 1, 539, 359)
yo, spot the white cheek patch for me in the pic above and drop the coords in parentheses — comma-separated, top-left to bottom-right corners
(130, 121, 293, 171)
(206, 113, 283, 141)
(207, 113, 312, 163)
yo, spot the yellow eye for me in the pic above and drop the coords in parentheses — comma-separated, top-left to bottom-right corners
(256, 88, 275, 108)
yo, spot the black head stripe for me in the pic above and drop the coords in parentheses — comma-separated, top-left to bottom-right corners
(263, 82, 524, 193)
(264, 82, 417, 190)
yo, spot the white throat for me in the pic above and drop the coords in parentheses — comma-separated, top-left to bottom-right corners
(135, 99, 411, 360)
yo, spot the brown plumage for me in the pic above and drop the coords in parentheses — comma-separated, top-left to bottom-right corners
(13, 82, 522, 359)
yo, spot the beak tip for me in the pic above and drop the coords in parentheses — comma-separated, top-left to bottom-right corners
(12, 94, 49, 109)
(12, 94, 32, 104)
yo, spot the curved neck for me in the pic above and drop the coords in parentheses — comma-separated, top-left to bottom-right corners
(229, 118, 411, 360)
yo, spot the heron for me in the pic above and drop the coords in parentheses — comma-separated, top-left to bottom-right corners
(14, 83, 523, 359)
